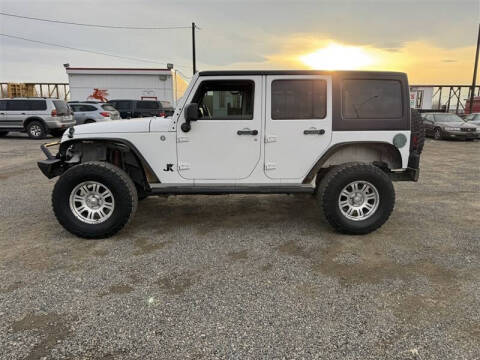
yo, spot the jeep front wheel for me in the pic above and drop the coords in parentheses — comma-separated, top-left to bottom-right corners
(317, 163, 395, 235)
(52, 161, 138, 239)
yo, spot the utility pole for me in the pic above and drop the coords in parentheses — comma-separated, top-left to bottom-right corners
(192, 22, 197, 75)
(469, 23, 480, 113)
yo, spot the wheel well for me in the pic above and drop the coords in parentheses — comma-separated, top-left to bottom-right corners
(304, 142, 403, 184)
(59, 140, 159, 191)
(23, 117, 46, 130)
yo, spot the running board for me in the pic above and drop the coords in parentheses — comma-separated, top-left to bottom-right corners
(149, 185, 315, 195)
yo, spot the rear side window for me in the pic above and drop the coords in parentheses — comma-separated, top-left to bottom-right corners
(342, 79, 403, 119)
(136, 101, 159, 110)
(80, 105, 97, 112)
(101, 104, 116, 111)
(6, 100, 29, 111)
(111, 101, 131, 110)
(272, 80, 327, 120)
(53, 100, 70, 115)
(29, 100, 47, 111)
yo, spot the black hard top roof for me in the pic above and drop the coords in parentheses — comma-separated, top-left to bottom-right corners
(198, 70, 406, 76)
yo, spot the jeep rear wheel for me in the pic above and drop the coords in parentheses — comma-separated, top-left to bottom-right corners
(26, 121, 47, 139)
(52, 161, 138, 239)
(317, 163, 395, 235)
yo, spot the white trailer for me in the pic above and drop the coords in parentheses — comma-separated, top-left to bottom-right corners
(66, 67, 188, 105)
(409, 86, 434, 110)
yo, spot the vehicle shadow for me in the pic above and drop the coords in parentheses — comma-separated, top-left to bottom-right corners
(130, 194, 329, 237)
(0, 132, 59, 140)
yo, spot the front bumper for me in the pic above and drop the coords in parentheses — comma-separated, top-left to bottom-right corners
(442, 130, 479, 140)
(37, 142, 64, 179)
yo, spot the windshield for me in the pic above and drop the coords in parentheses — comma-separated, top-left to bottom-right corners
(434, 113, 464, 123)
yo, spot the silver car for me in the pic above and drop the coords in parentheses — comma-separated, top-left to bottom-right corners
(68, 102, 121, 124)
(464, 113, 480, 126)
(0, 98, 75, 139)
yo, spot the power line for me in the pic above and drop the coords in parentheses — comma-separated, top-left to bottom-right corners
(0, 11, 191, 30)
(0, 33, 190, 70)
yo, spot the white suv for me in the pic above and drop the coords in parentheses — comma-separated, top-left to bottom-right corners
(0, 98, 75, 138)
(38, 70, 424, 238)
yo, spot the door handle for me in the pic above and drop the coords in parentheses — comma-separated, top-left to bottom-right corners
(237, 129, 258, 135)
(21, 113, 26, 115)
(304, 129, 325, 135)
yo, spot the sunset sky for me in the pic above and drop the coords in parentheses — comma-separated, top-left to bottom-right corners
(0, 0, 479, 85)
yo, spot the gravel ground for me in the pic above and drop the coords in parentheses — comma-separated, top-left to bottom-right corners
(0, 132, 479, 360)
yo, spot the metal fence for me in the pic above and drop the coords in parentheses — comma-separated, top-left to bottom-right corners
(410, 85, 480, 113)
(0, 83, 70, 100)
(1, 82, 479, 114)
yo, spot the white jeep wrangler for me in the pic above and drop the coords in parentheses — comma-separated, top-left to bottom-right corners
(38, 70, 424, 239)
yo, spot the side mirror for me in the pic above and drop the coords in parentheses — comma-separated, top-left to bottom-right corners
(182, 103, 198, 132)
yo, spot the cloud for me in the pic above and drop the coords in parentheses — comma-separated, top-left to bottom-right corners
(0, 0, 478, 83)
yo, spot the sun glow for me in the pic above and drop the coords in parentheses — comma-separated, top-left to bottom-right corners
(300, 43, 375, 70)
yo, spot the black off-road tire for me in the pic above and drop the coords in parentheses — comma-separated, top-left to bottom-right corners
(317, 163, 395, 235)
(0, 131, 8, 137)
(52, 161, 138, 239)
(26, 121, 47, 139)
(410, 109, 425, 154)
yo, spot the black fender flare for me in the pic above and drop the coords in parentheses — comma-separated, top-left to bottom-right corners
(59, 138, 159, 184)
(303, 141, 403, 184)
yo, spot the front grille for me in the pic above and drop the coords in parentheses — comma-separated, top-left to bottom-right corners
(461, 128, 476, 132)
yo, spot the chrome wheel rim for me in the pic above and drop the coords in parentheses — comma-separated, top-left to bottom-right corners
(30, 125, 42, 137)
(338, 181, 379, 221)
(69, 181, 115, 224)
(434, 129, 441, 139)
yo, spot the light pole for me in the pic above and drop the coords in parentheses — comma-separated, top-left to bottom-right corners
(469, 24, 480, 113)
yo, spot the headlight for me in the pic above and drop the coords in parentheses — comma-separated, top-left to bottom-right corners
(444, 127, 461, 131)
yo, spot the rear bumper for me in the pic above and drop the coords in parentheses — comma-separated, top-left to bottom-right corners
(390, 167, 419, 182)
(390, 152, 420, 182)
(45, 119, 76, 129)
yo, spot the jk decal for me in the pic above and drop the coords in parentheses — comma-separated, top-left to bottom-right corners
(163, 164, 174, 172)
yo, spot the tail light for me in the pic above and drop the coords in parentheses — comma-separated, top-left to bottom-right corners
(100, 112, 110, 117)
(159, 112, 166, 117)
(51, 109, 57, 117)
